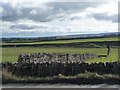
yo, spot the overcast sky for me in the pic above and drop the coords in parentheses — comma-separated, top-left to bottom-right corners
(0, 0, 118, 37)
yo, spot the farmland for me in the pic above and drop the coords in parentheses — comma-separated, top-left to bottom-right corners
(1, 36, 119, 63)
(2, 48, 119, 63)
(1, 36, 120, 85)
(1, 37, 119, 45)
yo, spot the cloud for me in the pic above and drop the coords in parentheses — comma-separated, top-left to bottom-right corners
(9, 23, 52, 30)
(92, 13, 118, 23)
(0, 1, 118, 37)
(10, 24, 35, 30)
(46, 2, 101, 11)
(1, 2, 103, 22)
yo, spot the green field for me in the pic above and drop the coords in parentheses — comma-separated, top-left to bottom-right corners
(1, 36, 119, 63)
(2, 37, 119, 45)
(1, 47, 119, 63)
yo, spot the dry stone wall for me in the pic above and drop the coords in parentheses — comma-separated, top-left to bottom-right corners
(18, 53, 98, 64)
(2, 62, 120, 77)
(2, 53, 119, 77)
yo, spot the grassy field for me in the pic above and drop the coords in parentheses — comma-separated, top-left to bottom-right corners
(1, 36, 119, 63)
(1, 47, 119, 63)
(2, 37, 119, 84)
(2, 37, 119, 45)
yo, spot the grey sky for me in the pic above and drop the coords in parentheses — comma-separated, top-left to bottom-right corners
(0, 0, 118, 37)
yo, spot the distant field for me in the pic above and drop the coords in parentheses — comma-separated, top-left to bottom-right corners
(1, 47, 119, 63)
(2, 37, 119, 45)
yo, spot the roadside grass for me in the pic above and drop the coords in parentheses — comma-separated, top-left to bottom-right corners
(1, 47, 119, 63)
(2, 70, 120, 84)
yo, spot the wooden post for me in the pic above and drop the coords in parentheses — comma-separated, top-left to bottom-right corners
(66, 54, 69, 62)
(106, 42, 110, 58)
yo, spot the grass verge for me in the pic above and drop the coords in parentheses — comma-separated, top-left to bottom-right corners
(2, 70, 120, 85)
